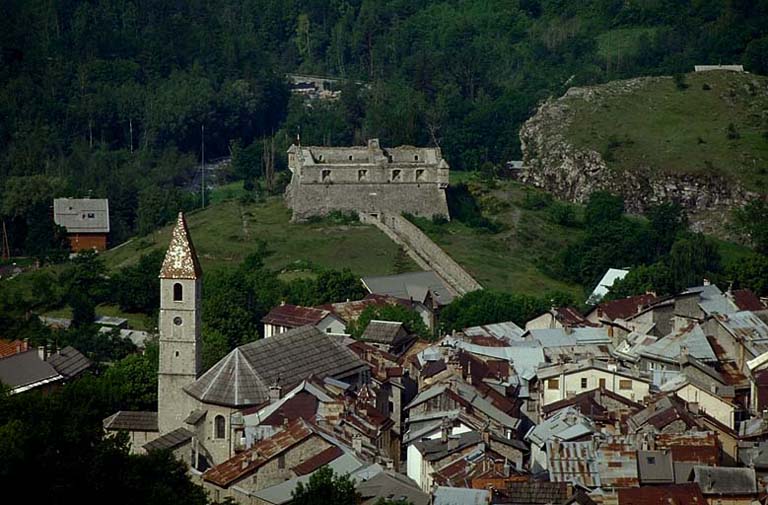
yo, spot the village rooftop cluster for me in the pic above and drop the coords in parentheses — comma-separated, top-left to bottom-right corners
(5, 205, 768, 505)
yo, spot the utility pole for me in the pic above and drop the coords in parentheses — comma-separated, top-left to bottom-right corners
(201, 124, 205, 209)
(1, 220, 10, 261)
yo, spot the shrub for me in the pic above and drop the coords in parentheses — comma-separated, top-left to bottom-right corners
(548, 201, 578, 227)
(726, 123, 740, 140)
(521, 190, 553, 210)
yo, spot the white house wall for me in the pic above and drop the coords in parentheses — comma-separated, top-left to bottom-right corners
(541, 369, 649, 406)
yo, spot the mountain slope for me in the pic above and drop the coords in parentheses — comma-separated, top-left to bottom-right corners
(520, 70, 768, 235)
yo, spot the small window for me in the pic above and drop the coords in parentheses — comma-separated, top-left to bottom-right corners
(322, 169, 331, 182)
(326, 327, 332, 334)
(581, 378, 588, 389)
(173, 283, 183, 301)
(358, 169, 368, 181)
(318, 154, 324, 162)
(214, 415, 226, 439)
(278, 454, 285, 469)
(391, 169, 402, 182)
(619, 379, 632, 390)
(647, 456, 656, 464)
(348, 155, 353, 161)
(415, 169, 425, 181)
(548, 379, 559, 390)
(87, 212, 95, 218)
(599, 378, 606, 388)
(175, 350, 179, 357)
(414, 154, 419, 161)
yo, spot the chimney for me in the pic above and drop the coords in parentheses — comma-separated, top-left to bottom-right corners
(269, 383, 283, 403)
(703, 278, 711, 286)
(352, 434, 363, 453)
(441, 417, 451, 443)
(37, 345, 47, 361)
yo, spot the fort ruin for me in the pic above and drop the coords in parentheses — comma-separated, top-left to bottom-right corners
(285, 139, 450, 221)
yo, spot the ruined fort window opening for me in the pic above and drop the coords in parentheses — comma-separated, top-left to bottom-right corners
(358, 169, 368, 181)
(322, 169, 331, 182)
(173, 283, 183, 301)
(414, 154, 419, 161)
(392, 169, 402, 182)
(348, 155, 353, 160)
(416, 169, 425, 181)
(318, 154, 324, 162)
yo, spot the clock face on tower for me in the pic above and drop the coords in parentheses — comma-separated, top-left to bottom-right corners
(173, 316, 183, 326)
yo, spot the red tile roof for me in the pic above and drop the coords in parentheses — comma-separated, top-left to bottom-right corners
(203, 419, 315, 488)
(731, 289, 765, 311)
(262, 304, 332, 328)
(0, 339, 28, 359)
(595, 294, 658, 321)
(291, 445, 343, 476)
(618, 483, 706, 504)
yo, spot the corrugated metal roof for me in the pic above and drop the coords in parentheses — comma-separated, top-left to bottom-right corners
(526, 408, 596, 447)
(203, 418, 315, 487)
(463, 321, 525, 342)
(597, 436, 639, 488)
(53, 198, 110, 233)
(693, 466, 757, 495)
(637, 450, 674, 484)
(262, 304, 333, 328)
(617, 483, 706, 504)
(640, 324, 717, 363)
(547, 440, 600, 488)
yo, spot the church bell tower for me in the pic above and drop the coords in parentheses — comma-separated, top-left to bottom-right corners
(157, 212, 202, 433)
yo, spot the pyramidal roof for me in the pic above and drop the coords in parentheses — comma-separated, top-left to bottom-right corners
(185, 325, 368, 407)
(159, 212, 202, 279)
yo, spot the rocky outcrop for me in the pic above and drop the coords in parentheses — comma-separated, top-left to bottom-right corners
(519, 76, 756, 234)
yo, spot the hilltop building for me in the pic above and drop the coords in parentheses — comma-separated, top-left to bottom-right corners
(53, 198, 110, 251)
(285, 139, 449, 221)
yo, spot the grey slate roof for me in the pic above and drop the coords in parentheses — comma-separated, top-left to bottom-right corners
(53, 198, 110, 233)
(361, 320, 407, 344)
(0, 350, 62, 392)
(433, 486, 489, 505)
(184, 409, 207, 425)
(357, 471, 429, 505)
(638, 450, 674, 484)
(693, 465, 757, 495)
(362, 271, 454, 305)
(46, 346, 91, 379)
(103, 411, 159, 432)
(413, 431, 482, 462)
(143, 427, 193, 452)
(185, 325, 367, 407)
(502, 482, 569, 504)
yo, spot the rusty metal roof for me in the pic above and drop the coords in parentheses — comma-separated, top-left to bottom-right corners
(617, 483, 706, 504)
(202, 418, 316, 487)
(547, 440, 600, 488)
(159, 212, 201, 279)
(291, 445, 343, 475)
(262, 304, 333, 328)
(596, 436, 639, 488)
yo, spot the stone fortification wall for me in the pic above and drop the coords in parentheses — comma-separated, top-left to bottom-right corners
(285, 139, 450, 221)
(287, 181, 449, 221)
(362, 213, 482, 296)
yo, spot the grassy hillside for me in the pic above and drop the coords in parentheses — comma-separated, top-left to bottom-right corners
(564, 71, 768, 192)
(105, 191, 410, 277)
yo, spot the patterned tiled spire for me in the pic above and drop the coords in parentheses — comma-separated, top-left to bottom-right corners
(159, 212, 202, 279)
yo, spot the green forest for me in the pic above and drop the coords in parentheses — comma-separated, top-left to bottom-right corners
(2, 0, 768, 255)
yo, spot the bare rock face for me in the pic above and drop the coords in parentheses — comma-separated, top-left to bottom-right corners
(519, 77, 755, 235)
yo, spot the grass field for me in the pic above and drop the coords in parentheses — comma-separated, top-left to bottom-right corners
(417, 178, 587, 298)
(565, 71, 768, 192)
(105, 189, 414, 277)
